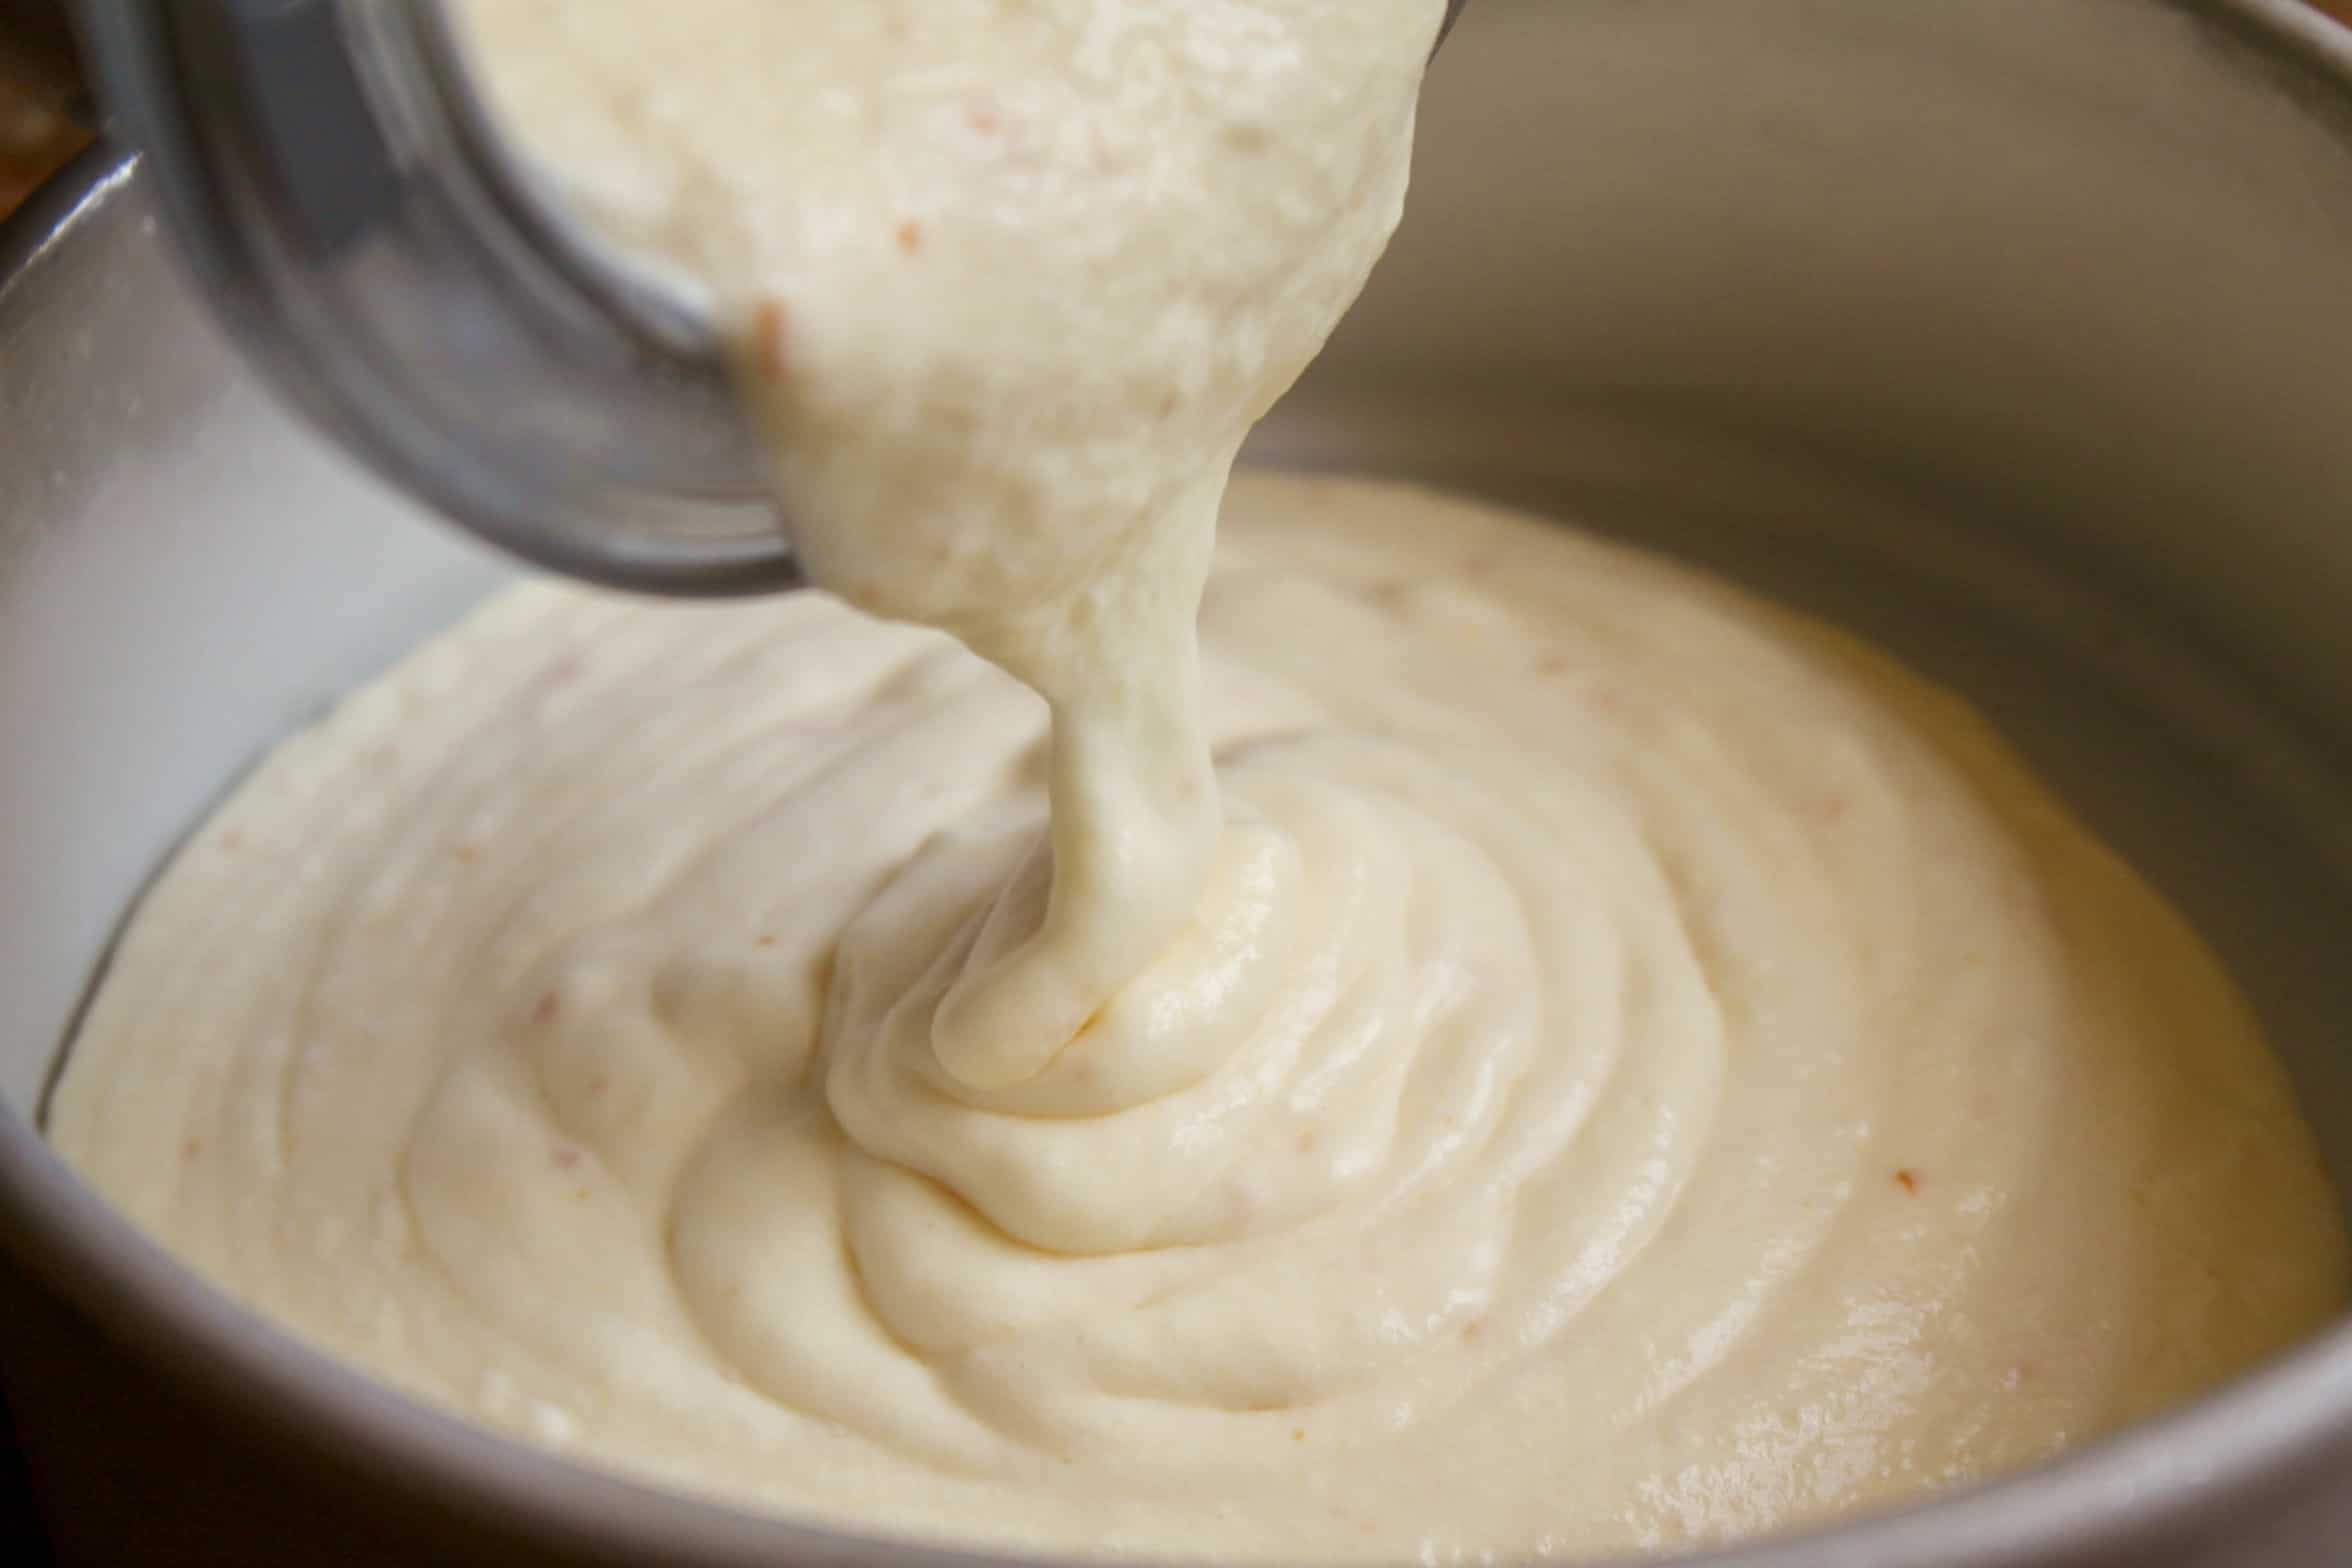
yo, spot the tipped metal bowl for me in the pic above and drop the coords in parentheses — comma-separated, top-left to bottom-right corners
(8, 2, 2352, 1563)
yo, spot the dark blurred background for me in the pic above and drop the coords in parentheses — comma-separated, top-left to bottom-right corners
(0, 0, 82, 219)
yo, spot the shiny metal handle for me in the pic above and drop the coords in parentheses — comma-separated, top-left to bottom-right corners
(70, 0, 793, 595)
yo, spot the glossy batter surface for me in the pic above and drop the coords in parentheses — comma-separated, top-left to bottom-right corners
(52, 473, 2346, 1561)
(451, 0, 1445, 1089)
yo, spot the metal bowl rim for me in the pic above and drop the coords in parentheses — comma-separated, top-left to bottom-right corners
(5, 3, 2352, 1563)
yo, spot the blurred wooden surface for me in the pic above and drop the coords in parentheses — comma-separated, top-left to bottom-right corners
(0, 0, 82, 218)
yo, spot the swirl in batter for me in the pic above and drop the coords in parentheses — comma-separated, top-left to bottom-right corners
(49, 473, 2347, 1560)
(46, 0, 2348, 1560)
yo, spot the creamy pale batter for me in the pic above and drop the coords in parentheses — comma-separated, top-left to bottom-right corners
(50, 473, 2349, 1559)
(452, 0, 1442, 1090)
(45, 0, 2351, 1563)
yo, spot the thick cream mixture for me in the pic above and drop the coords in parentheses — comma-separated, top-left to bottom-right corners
(455, 0, 1442, 1088)
(45, 0, 2350, 1563)
(50, 475, 2348, 1559)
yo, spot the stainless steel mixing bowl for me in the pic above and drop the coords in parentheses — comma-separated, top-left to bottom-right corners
(7, 2, 2352, 1564)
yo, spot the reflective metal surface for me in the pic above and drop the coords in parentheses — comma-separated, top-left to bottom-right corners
(6, 2, 2352, 1564)
(70, 0, 792, 594)
(63, 0, 1471, 598)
